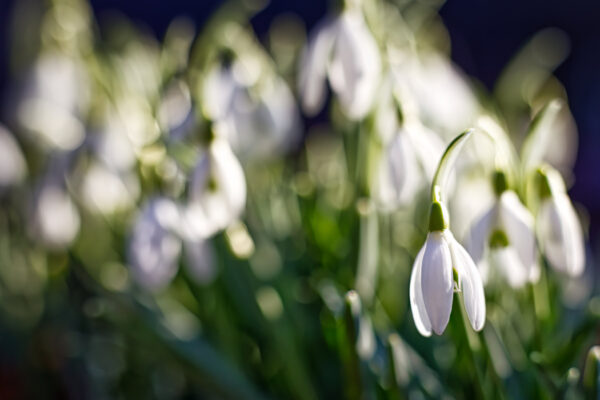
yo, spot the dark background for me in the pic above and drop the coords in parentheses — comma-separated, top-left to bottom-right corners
(0, 0, 598, 243)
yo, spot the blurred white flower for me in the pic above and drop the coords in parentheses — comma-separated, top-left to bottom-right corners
(158, 79, 193, 135)
(393, 53, 479, 137)
(92, 111, 137, 172)
(299, 8, 380, 120)
(185, 138, 246, 240)
(202, 59, 301, 160)
(374, 122, 444, 210)
(0, 125, 27, 186)
(128, 198, 182, 290)
(536, 168, 585, 277)
(80, 161, 140, 216)
(375, 130, 419, 209)
(467, 186, 539, 288)
(17, 52, 89, 151)
(410, 202, 485, 336)
(32, 182, 80, 249)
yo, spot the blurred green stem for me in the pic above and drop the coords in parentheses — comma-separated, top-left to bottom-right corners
(453, 292, 487, 399)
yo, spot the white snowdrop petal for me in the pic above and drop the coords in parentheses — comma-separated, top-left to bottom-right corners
(211, 139, 247, 220)
(189, 139, 246, 235)
(489, 247, 528, 288)
(298, 17, 338, 116)
(409, 246, 432, 337)
(538, 195, 585, 276)
(466, 205, 495, 265)
(202, 65, 238, 120)
(128, 199, 182, 290)
(449, 236, 486, 331)
(421, 232, 454, 335)
(557, 195, 585, 276)
(375, 131, 420, 209)
(499, 191, 537, 278)
(328, 11, 380, 119)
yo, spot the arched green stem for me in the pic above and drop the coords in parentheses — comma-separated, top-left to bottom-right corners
(430, 128, 498, 204)
(430, 129, 474, 203)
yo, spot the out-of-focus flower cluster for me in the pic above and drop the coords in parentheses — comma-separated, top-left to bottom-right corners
(0, 0, 596, 398)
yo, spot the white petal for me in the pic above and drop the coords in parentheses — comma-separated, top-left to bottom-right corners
(202, 65, 237, 120)
(466, 204, 495, 265)
(409, 246, 432, 336)
(228, 78, 300, 160)
(298, 17, 338, 116)
(489, 247, 528, 288)
(189, 139, 246, 234)
(328, 10, 380, 119)
(421, 232, 454, 335)
(35, 184, 80, 248)
(538, 195, 585, 276)
(375, 131, 420, 209)
(498, 191, 537, 280)
(448, 233, 486, 331)
(129, 199, 182, 290)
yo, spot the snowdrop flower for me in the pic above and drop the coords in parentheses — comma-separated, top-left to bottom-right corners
(536, 167, 585, 276)
(128, 198, 182, 290)
(410, 201, 486, 336)
(298, 6, 380, 120)
(374, 121, 444, 209)
(185, 138, 246, 240)
(392, 53, 479, 138)
(202, 53, 301, 160)
(466, 171, 539, 288)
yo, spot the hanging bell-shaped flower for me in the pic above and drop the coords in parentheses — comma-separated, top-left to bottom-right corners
(467, 171, 539, 288)
(536, 167, 585, 277)
(298, 6, 380, 120)
(410, 201, 486, 336)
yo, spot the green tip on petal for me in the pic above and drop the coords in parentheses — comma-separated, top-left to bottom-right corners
(489, 229, 509, 248)
(428, 201, 448, 232)
(492, 170, 509, 197)
(536, 167, 553, 199)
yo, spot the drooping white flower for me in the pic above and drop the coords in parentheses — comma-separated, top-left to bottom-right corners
(298, 7, 380, 120)
(536, 168, 585, 276)
(467, 176, 538, 288)
(185, 138, 246, 240)
(128, 198, 182, 290)
(410, 202, 486, 336)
